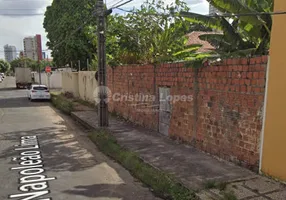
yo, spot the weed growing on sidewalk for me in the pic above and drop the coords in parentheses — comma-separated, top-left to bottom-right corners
(89, 129, 198, 200)
(51, 93, 74, 114)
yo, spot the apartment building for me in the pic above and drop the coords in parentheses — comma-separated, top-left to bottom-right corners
(23, 34, 43, 61)
(4, 44, 17, 62)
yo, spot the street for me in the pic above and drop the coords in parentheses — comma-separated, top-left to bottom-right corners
(0, 77, 159, 200)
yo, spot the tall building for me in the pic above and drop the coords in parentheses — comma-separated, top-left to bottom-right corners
(209, 4, 221, 15)
(23, 34, 43, 61)
(4, 44, 17, 62)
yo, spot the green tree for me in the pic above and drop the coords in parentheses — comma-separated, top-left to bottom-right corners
(85, 0, 196, 66)
(43, 0, 96, 68)
(10, 58, 38, 72)
(180, 0, 273, 57)
(0, 59, 11, 73)
(39, 60, 54, 71)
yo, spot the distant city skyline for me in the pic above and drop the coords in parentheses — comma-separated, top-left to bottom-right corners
(4, 44, 17, 62)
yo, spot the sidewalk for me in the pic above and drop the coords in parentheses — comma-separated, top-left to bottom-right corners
(72, 111, 286, 200)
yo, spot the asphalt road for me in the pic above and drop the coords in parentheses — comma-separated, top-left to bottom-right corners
(0, 77, 159, 200)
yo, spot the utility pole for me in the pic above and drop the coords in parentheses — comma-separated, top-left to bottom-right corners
(87, 58, 89, 71)
(78, 60, 81, 71)
(97, 0, 109, 127)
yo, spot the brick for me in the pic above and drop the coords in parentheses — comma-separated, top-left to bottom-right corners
(227, 59, 233, 65)
(253, 72, 259, 79)
(247, 72, 253, 79)
(255, 57, 262, 64)
(262, 55, 268, 63)
(259, 72, 266, 79)
(241, 58, 248, 65)
(238, 65, 243, 71)
(241, 85, 247, 93)
(241, 72, 247, 78)
(254, 87, 261, 93)
(233, 65, 238, 71)
(243, 65, 249, 71)
(250, 58, 256, 64)
(257, 79, 265, 87)
(251, 80, 257, 85)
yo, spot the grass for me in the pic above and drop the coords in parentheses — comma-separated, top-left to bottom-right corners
(89, 129, 198, 200)
(221, 191, 237, 200)
(74, 98, 97, 109)
(203, 180, 227, 191)
(51, 93, 74, 114)
(51, 92, 97, 114)
(203, 180, 237, 200)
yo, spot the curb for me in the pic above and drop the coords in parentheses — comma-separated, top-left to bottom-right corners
(71, 112, 97, 130)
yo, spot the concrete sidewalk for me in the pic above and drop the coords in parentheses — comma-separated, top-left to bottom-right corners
(72, 111, 286, 200)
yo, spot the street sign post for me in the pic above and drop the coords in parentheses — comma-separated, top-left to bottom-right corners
(45, 66, 51, 73)
(45, 67, 52, 89)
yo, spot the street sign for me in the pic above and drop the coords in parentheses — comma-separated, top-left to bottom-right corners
(45, 66, 51, 73)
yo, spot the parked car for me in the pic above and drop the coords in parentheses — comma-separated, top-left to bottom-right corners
(27, 85, 51, 101)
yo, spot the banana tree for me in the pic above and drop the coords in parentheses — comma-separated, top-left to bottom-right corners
(180, 0, 273, 62)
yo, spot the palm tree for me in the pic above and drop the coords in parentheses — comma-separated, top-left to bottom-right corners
(180, 0, 273, 59)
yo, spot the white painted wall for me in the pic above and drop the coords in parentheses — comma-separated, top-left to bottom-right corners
(34, 71, 62, 89)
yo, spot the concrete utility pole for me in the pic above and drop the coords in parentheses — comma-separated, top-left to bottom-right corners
(78, 60, 81, 71)
(97, 0, 109, 127)
(87, 58, 89, 71)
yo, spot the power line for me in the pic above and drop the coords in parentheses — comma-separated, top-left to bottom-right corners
(109, 0, 134, 9)
(110, 0, 125, 8)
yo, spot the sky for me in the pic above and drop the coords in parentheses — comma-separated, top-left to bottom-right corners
(0, 0, 209, 59)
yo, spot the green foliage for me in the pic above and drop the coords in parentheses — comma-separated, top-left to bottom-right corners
(180, 0, 273, 58)
(89, 129, 198, 200)
(47, 0, 195, 66)
(9, 58, 39, 72)
(39, 60, 54, 71)
(106, 0, 192, 65)
(0, 59, 11, 73)
(43, 0, 96, 68)
(50, 93, 74, 114)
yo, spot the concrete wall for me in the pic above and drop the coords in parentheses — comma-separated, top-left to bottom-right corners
(261, 0, 286, 181)
(34, 72, 62, 89)
(62, 71, 79, 97)
(78, 71, 98, 103)
(61, 71, 98, 102)
(107, 56, 268, 170)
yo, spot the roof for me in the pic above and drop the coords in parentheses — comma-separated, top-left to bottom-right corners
(186, 31, 217, 53)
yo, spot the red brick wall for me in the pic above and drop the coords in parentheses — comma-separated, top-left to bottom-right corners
(107, 56, 268, 170)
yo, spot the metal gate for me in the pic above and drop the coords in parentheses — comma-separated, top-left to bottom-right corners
(159, 87, 171, 136)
